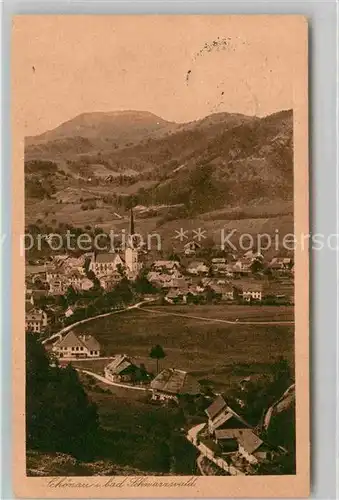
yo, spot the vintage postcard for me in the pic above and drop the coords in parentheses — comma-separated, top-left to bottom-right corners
(12, 15, 309, 498)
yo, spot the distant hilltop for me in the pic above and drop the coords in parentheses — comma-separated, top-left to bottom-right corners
(24, 108, 293, 232)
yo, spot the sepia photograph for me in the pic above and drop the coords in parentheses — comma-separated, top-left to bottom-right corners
(12, 14, 309, 498)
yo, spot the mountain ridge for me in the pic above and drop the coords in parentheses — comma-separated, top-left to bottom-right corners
(25, 110, 179, 148)
(24, 108, 293, 230)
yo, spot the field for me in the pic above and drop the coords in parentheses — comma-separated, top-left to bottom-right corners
(72, 305, 295, 391)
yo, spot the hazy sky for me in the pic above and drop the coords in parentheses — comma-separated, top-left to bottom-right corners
(12, 15, 302, 136)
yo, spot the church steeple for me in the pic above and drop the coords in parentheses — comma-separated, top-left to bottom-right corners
(125, 207, 139, 278)
(129, 208, 135, 236)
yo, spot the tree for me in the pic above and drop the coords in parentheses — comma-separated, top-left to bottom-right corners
(225, 358, 293, 427)
(26, 333, 99, 459)
(254, 450, 296, 475)
(168, 252, 180, 262)
(114, 278, 134, 304)
(250, 258, 264, 274)
(116, 263, 127, 279)
(85, 268, 100, 289)
(149, 344, 166, 374)
(133, 270, 158, 295)
(66, 286, 78, 305)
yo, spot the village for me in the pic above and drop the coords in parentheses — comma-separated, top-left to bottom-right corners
(25, 210, 295, 476)
(26, 211, 294, 335)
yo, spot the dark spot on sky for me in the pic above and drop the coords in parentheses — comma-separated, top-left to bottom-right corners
(193, 37, 234, 62)
(32, 66, 35, 73)
(186, 37, 240, 86)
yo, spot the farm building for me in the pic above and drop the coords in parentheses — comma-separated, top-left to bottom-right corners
(205, 395, 251, 433)
(150, 368, 200, 402)
(104, 354, 150, 384)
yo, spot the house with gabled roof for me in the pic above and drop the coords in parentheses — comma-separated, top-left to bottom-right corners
(152, 260, 181, 273)
(65, 270, 85, 290)
(240, 282, 263, 302)
(233, 257, 253, 274)
(166, 277, 188, 290)
(62, 255, 86, 275)
(52, 331, 101, 358)
(65, 306, 75, 318)
(25, 311, 44, 334)
(269, 257, 293, 272)
(48, 276, 68, 295)
(215, 427, 276, 465)
(150, 368, 200, 402)
(186, 261, 209, 276)
(99, 273, 121, 291)
(104, 354, 150, 384)
(184, 240, 201, 256)
(211, 258, 229, 275)
(205, 395, 252, 433)
(209, 282, 235, 301)
(165, 287, 189, 304)
(205, 395, 279, 466)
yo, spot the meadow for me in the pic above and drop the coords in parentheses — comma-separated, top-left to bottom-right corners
(72, 305, 295, 391)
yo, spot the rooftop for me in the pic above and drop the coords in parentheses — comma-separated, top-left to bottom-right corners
(205, 395, 227, 420)
(105, 354, 134, 375)
(94, 252, 122, 264)
(150, 368, 200, 395)
(153, 260, 180, 269)
(54, 331, 100, 351)
(215, 428, 264, 455)
(187, 261, 207, 268)
(26, 312, 43, 321)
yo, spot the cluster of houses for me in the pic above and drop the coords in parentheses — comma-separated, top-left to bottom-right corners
(48, 328, 292, 475)
(25, 250, 293, 334)
(25, 250, 142, 334)
(25, 209, 294, 334)
(25, 211, 143, 334)
(26, 240, 142, 298)
(146, 254, 292, 305)
(182, 245, 293, 275)
(25, 255, 91, 334)
(26, 255, 93, 296)
(186, 394, 288, 475)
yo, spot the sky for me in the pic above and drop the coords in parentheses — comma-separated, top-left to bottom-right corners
(12, 15, 304, 136)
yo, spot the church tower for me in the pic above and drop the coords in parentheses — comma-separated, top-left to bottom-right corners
(129, 207, 135, 237)
(125, 208, 139, 278)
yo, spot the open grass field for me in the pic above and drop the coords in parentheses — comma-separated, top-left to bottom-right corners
(72, 305, 294, 391)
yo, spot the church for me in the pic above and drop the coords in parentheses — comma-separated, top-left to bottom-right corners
(88, 208, 141, 281)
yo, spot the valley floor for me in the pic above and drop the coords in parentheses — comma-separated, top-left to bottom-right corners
(70, 304, 294, 392)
